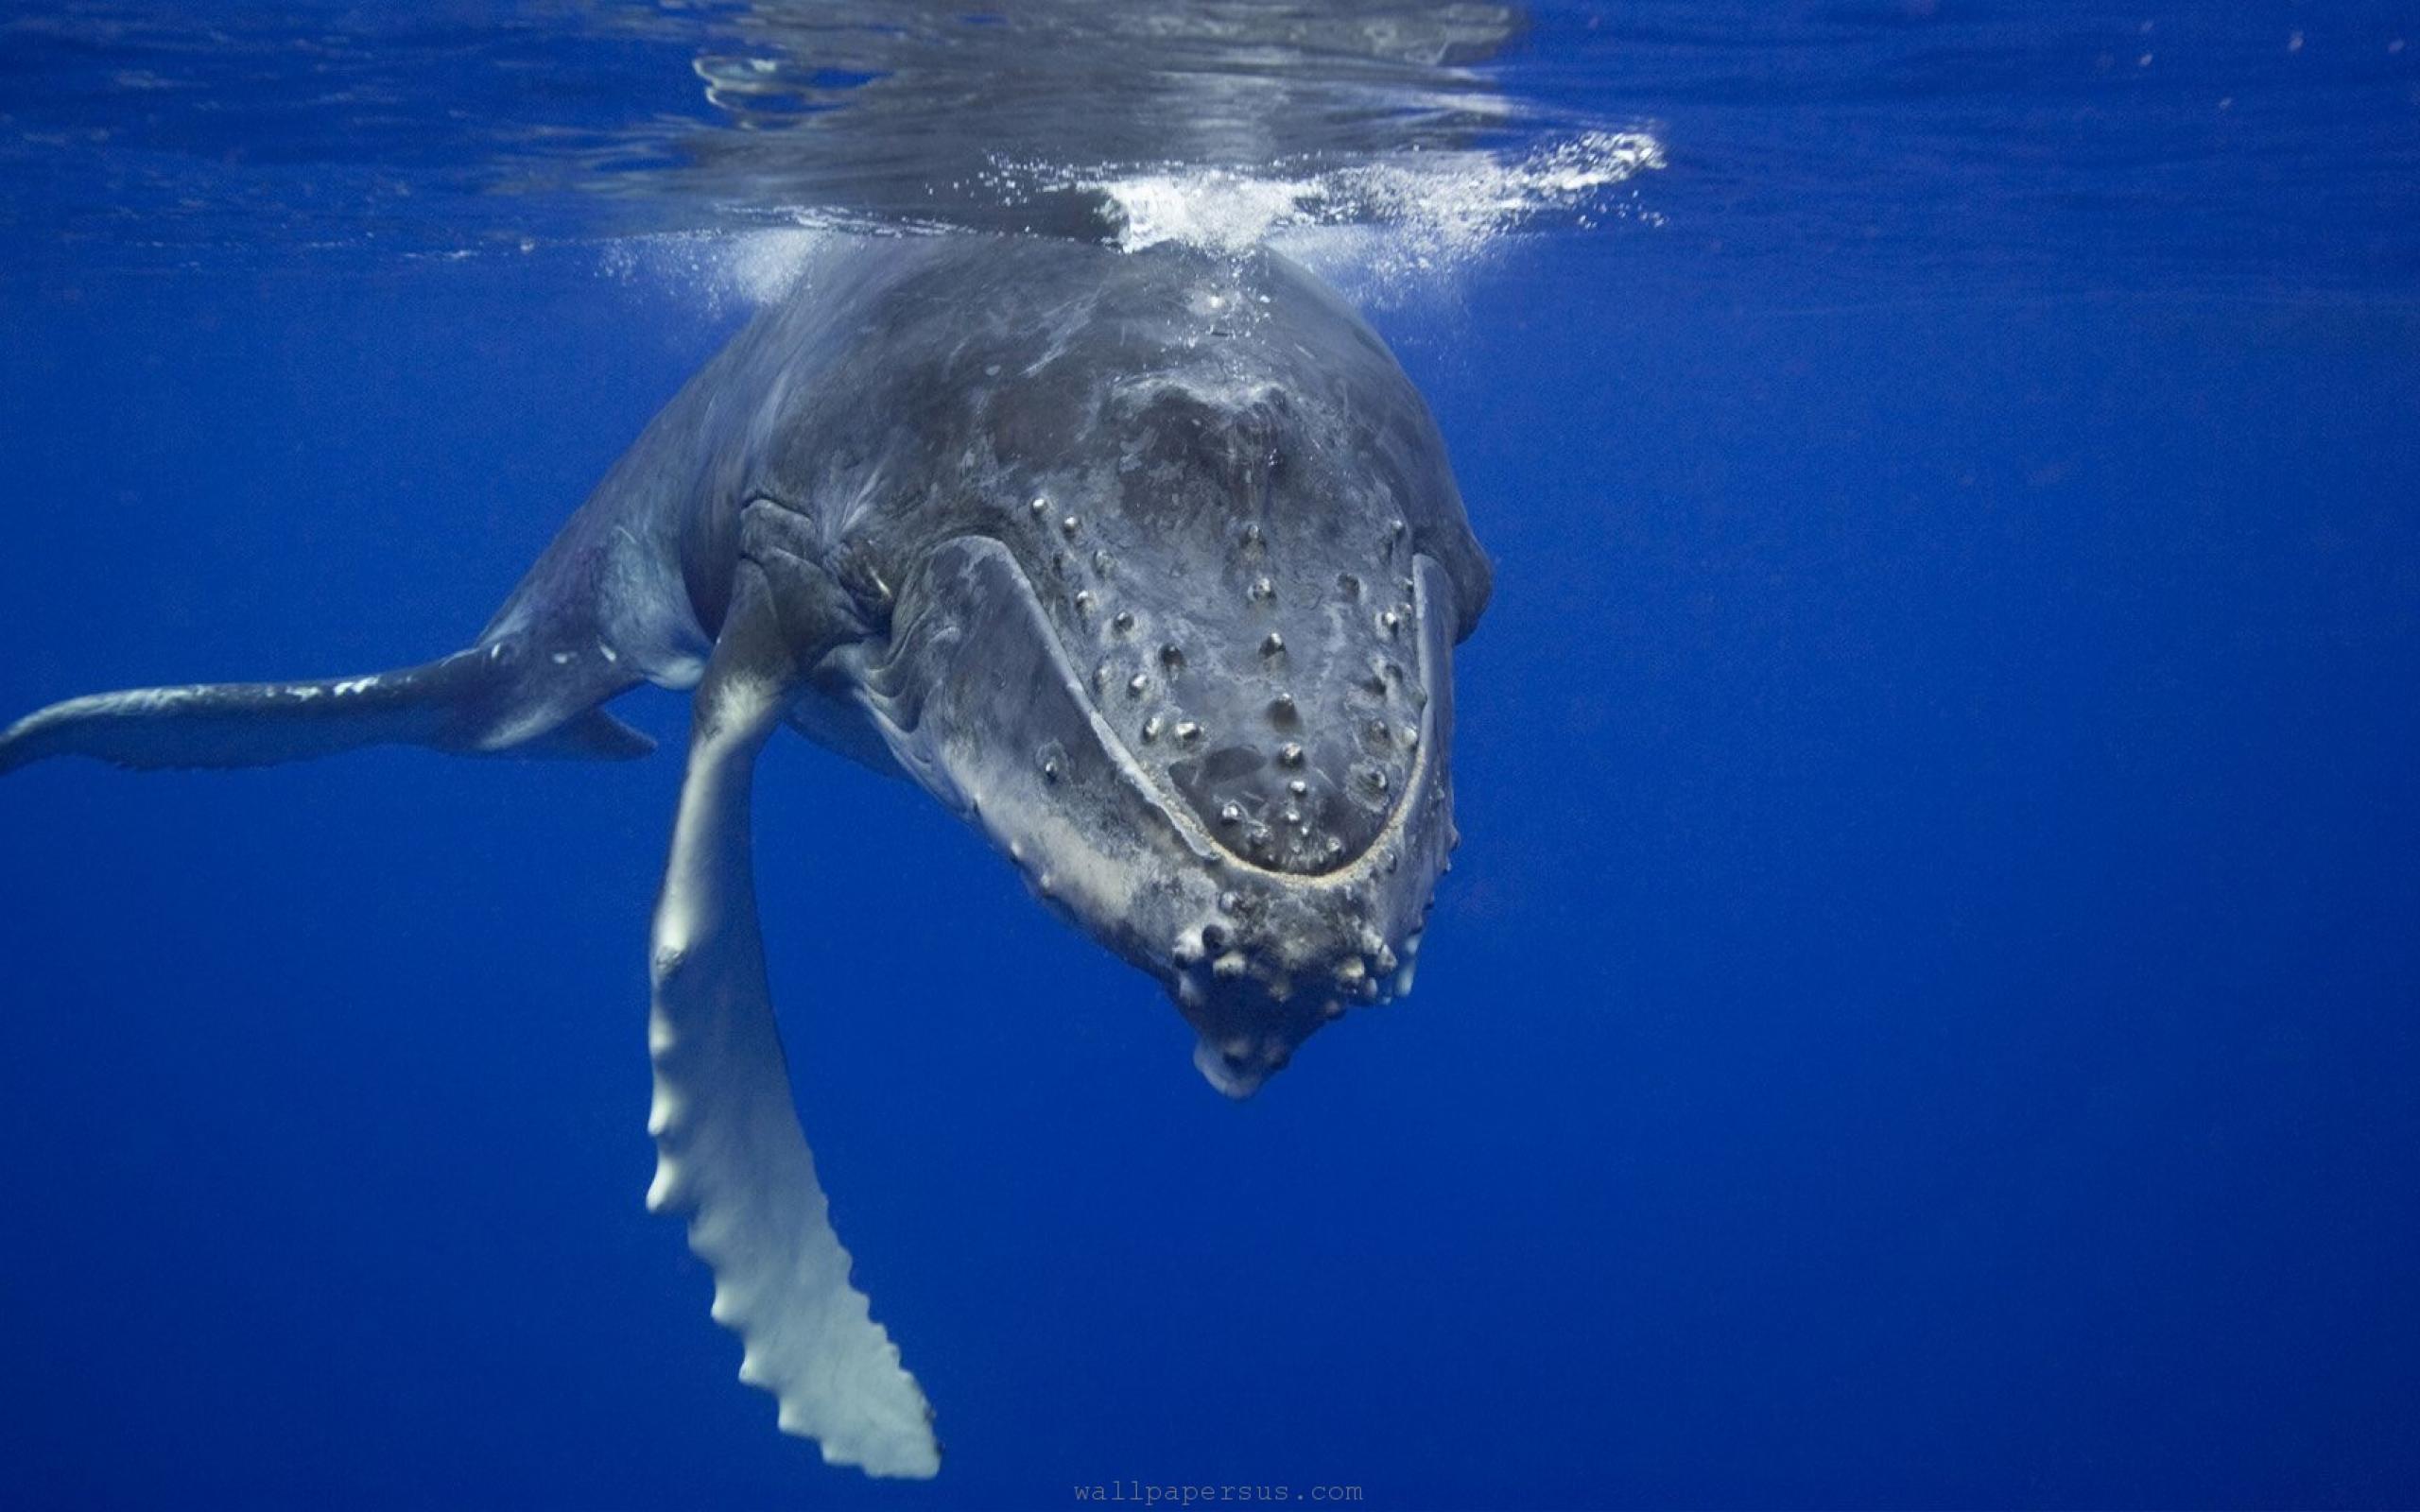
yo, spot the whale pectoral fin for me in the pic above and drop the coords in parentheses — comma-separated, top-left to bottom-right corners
(0, 641, 648, 775)
(644, 562, 938, 1480)
(511, 706, 657, 761)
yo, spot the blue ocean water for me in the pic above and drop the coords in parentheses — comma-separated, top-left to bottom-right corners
(3, 3, 2416, 1508)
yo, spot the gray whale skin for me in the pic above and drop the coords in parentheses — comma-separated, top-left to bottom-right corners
(0, 234, 1490, 1477)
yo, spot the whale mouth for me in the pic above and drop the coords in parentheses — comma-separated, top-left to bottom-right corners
(850, 532, 1460, 1093)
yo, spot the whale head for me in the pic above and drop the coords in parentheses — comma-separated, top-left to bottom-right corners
(826, 243, 1490, 1095)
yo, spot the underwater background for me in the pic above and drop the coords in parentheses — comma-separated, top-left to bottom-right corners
(2, 3, 2415, 1507)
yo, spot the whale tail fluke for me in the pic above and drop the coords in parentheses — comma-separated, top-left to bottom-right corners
(0, 635, 651, 776)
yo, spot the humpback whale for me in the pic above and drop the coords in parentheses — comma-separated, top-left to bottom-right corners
(0, 234, 1490, 1477)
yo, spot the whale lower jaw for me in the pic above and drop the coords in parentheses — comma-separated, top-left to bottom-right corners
(841, 534, 1459, 1094)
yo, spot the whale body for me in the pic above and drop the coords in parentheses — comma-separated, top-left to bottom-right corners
(0, 233, 1490, 1476)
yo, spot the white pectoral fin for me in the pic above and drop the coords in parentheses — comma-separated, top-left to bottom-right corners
(646, 636, 939, 1479)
